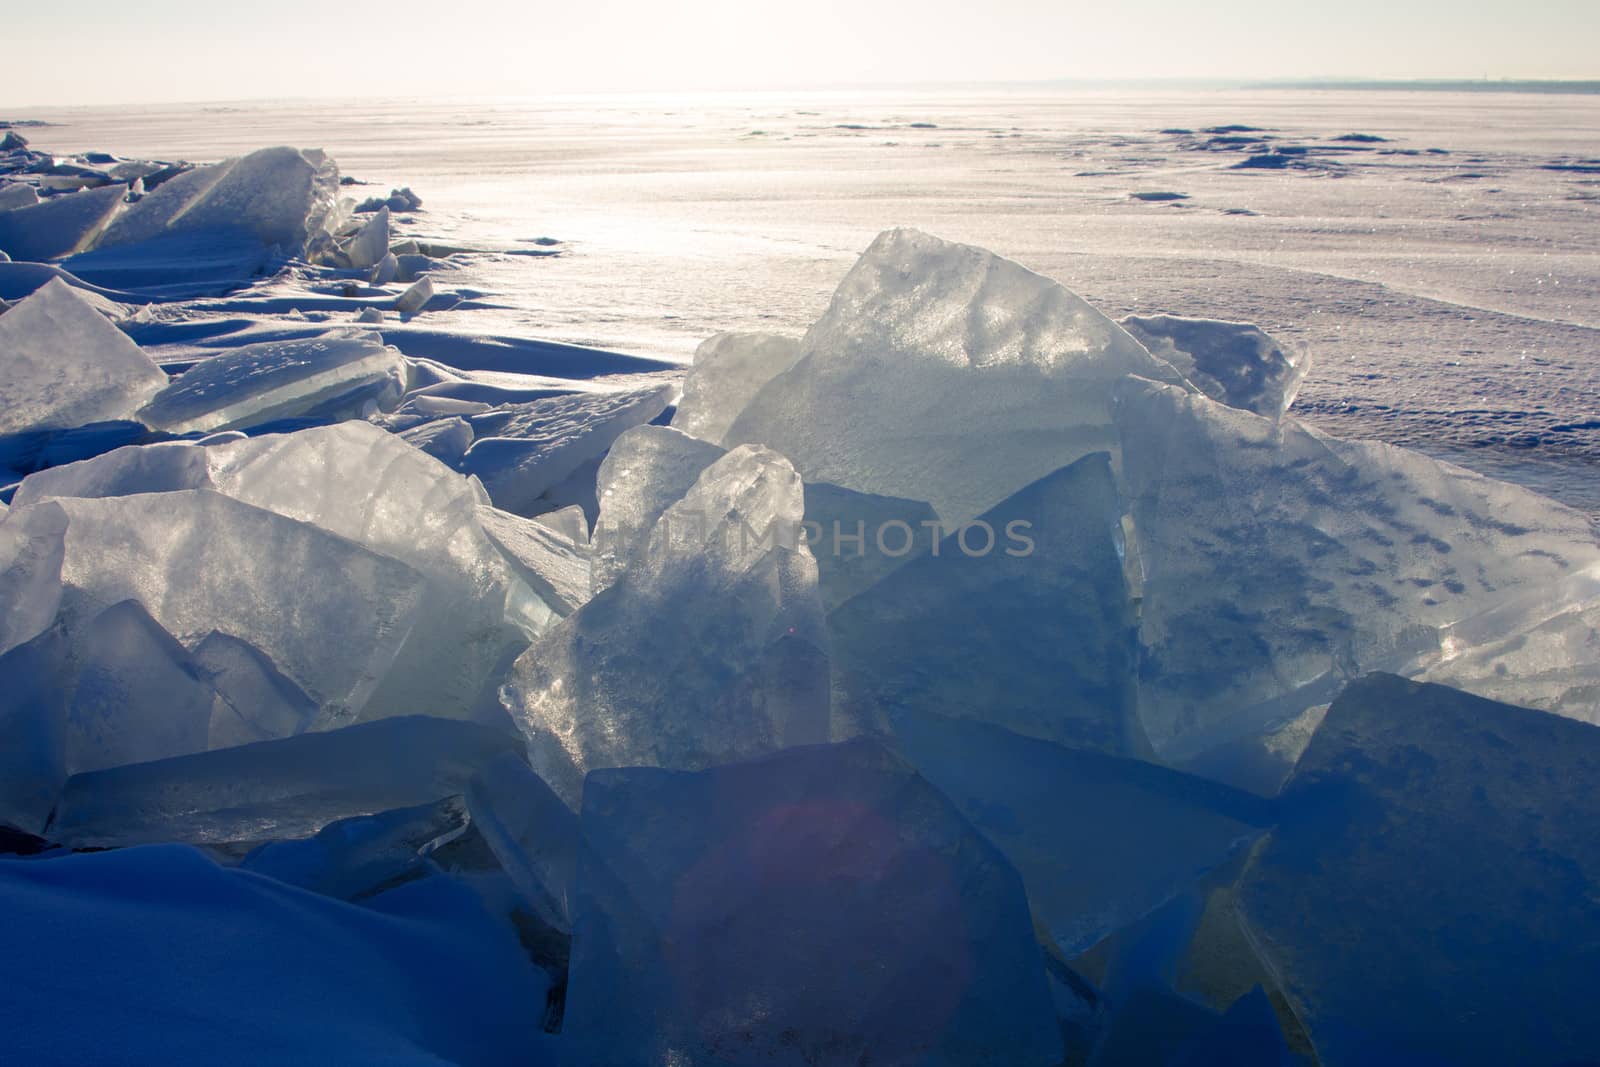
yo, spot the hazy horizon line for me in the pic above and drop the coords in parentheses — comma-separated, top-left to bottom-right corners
(5, 75, 1599, 114)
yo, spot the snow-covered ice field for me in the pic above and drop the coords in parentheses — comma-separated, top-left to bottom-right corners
(4, 87, 1600, 1066)
(19, 88, 1600, 512)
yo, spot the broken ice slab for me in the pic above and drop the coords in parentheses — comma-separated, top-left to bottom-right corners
(0, 844, 552, 1065)
(830, 453, 1143, 754)
(804, 480, 937, 614)
(459, 384, 674, 517)
(44, 489, 425, 721)
(369, 251, 399, 285)
(502, 446, 828, 806)
(671, 331, 802, 446)
(0, 627, 71, 834)
(0, 497, 66, 657)
(193, 631, 319, 748)
(723, 228, 1187, 524)
(394, 274, 434, 314)
(589, 424, 726, 595)
(138, 146, 342, 253)
(532, 503, 588, 544)
(565, 739, 1064, 1066)
(90, 160, 233, 249)
(11, 440, 212, 509)
(136, 331, 406, 434)
(0, 278, 168, 435)
(0, 183, 41, 211)
(465, 752, 578, 932)
(1238, 674, 1600, 1066)
(49, 715, 523, 848)
(343, 205, 390, 269)
(476, 504, 591, 617)
(1421, 563, 1600, 725)
(1116, 376, 1600, 774)
(398, 414, 474, 464)
(66, 600, 219, 775)
(1121, 314, 1309, 418)
(241, 796, 468, 901)
(891, 710, 1271, 956)
(0, 183, 127, 262)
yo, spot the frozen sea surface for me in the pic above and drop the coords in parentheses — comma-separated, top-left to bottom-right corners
(19, 89, 1600, 514)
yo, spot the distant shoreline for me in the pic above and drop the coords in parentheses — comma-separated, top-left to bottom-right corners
(1250, 79, 1600, 95)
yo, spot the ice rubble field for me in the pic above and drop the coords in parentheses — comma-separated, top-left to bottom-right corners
(2, 133, 1600, 1067)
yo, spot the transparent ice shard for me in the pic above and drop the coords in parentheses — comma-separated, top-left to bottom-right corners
(465, 752, 578, 932)
(1121, 314, 1310, 418)
(671, 331, 802, 446)
(1116, 376, 1600, 773)
(502, 446, 827, 806)
(0, 278, 167, 435)
(724, 228, 1186, 524)
(192, 631, 319, 748)
(0, 626, 71, 834)
(589, 424, 725, 595)
(830, 453, 1143, 754)
(49, 715, 522, 848)
(1238, 674, 1600, 1066)
(137, 331, 405, 434)
(0, 497, 66, 657)
(564, 739, 1064, 1066)
(66, 599, 219, 775)
(476, 504, 591, 618)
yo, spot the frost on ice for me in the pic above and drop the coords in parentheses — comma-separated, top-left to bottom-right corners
(0, 278, 168, 435)
(563, 740, 1064, 1066)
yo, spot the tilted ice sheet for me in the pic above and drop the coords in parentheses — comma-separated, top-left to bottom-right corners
(42, 490, 425, 721)
(0, 278, 167, 435)
(475, 504, 590, 618)
(565, 740, 1064, 1066)
(48, 715, 522, 848)
(1120, 314, 1309, 419)
(589, 424, 726, 595)
(0, 627, 71, 834)
(724, 228, 1187, 524)
(830, 453, 1143, 754)
(153, 146, 342, 253)
(802, 480, 939, 614)
(465, 752, 578, 932)
(459, 384, 673, 516)
(193, 630, 320, 748)
(891, 710, 1270, 957)
(1238, 674, 1600, 1066)
(137, 331, 406, 434)
(502, 446, 828, 806)
(0, 497, 66, 657)
(66, 599, 219, 775)
(1117, 376, 1600, 771)
(0, 183, 127, 262)
(671, 331, 801, 446)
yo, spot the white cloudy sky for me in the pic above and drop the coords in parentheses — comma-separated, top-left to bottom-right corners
(3, 0, 1595, 106)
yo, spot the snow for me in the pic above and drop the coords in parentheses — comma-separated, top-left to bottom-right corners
(137, 331, 406, 434)
(1238, 673, 1600, 1065)
(49, 715, 522, 848)
(0, 845, 552, 1065)
(671, 331, 801, 446)
(564, 740, 1064, 1066)
(723, 228, 1188, 524)
(0, 277, 168, 435)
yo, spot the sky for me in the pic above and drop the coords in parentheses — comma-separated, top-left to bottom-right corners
(2, 0, 1596, 107)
